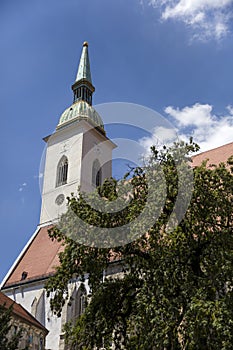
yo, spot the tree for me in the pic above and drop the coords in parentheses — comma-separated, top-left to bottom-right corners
(46, 139, 233, 349)
(0, 304, 22, 350)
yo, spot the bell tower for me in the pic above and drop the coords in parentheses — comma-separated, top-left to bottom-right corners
(40, 42, 116, 225)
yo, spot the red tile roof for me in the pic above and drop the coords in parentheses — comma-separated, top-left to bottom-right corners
(4, 225, 63, 287)
(192, 142, 233, 167)
(0, 291, 48, 332)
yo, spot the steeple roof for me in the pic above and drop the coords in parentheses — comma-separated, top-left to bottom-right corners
(71, 41, 95, 106)
(57, 100, 104, 130)
(56, 41, 103, 131)
(75, 41, 92, 84)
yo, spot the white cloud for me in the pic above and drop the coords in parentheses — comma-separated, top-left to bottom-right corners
(139, 103, 233, 154)
(139, 126, 177, 153)
(148, 0, 233, 40)
(165, 103, 214, 127)
(164, 103, 233, 151)
(227, 105, 233, 115)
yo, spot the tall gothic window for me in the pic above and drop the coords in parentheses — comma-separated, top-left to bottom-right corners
(66, 286, 87, 325)
(56, 156, 68, 187)
(74, 288, 86, 319)
(92, 159, 102, 187)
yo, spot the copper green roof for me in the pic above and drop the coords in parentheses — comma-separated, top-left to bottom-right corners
(75, 41, 92, 84)
(57, 42, 101, 130)
(57, 100, 104, 130)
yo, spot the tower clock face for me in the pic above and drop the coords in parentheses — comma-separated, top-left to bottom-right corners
(55, 194, 65, 206)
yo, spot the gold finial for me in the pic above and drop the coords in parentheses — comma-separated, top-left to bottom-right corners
(83, 41, 88, 47)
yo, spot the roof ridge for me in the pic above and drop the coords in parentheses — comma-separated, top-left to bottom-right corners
(192, 141, 233, 158)
(0, 292, 48, 333)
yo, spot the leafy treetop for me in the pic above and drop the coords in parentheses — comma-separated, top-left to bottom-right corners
(46, 140, 233, 350)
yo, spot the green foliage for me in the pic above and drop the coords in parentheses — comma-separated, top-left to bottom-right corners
(0, 304, 22, 350)
(46, 139, 233, 349)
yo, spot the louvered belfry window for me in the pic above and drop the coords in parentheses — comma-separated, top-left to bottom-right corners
(56, 156, 68, 187)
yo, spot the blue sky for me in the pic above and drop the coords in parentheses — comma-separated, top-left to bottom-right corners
(1, 0, 233, 283)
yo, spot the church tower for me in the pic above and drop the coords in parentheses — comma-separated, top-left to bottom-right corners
(40, 42, 116, 224)
(1, 42, 115, 350)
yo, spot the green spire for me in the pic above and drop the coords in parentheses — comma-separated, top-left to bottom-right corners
(72, 41, 95, 105)
(76, 41, 92, 84)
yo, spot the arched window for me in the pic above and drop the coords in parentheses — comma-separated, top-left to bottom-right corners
(74, 288, 86, 318)
(66, 285, 87, 324)
(31, 291, 45, 326)
(92, 159, 102, 187)
(56, 156, 68, 187)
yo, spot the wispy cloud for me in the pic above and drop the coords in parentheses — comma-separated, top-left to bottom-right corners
(18, 182, 27, 192)
(227, 104, 233, 115)
(34, 172, 44, 179)
(147, 0, 233, 40)
(139, 126, 177, 153)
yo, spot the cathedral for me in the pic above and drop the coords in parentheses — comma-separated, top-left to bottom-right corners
(1, 41, 233, 350)
(1, 42, 115, 350)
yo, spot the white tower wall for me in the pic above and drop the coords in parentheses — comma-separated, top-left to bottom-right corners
(40, 120, 115, 224)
